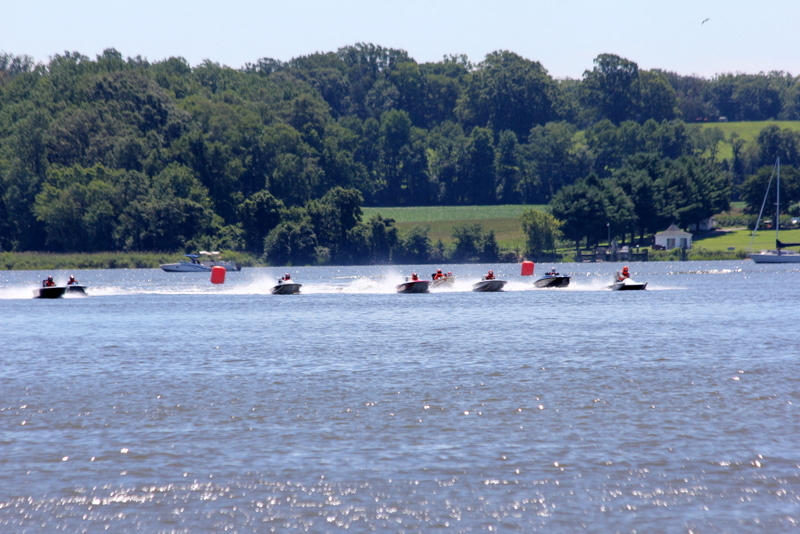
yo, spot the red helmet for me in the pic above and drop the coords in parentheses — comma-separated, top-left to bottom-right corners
(622, 266, 629, 271)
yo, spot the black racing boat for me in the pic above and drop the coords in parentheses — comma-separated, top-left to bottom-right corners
(33, 286, 67, 299)
(533, 274, 571, 288)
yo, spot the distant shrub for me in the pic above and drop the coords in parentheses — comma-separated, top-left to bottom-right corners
(714, 214, 756, 228)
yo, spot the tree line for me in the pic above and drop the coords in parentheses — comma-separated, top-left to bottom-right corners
(2, 45, 800, 263)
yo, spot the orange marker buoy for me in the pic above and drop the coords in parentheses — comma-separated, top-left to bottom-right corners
(210, 266, 226, 284)
(520, 261, 535, 276)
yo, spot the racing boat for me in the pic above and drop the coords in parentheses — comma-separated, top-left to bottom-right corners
(396, 276, 430, 293)
(472, 277, 507, 292)
(533, 273, 571, 288)
(271, 278, 302, 295)
(609, 277, 647, 291)
(160, 254, 212, 272)
(33, 286, 67, 299)
(429, 273, 456, 289)
(65, 284, 88, 295)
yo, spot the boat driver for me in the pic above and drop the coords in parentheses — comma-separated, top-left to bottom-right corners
(618, 266, 630, 281)
(433, 269, 444, 280)
(42, 275, 56, 287)
(411, 273, 419, 281)
(549, 267, 559, 276)
(283, 273, 291, 281)
(67, 275, 78, 285)
(485, 270, 495, 280)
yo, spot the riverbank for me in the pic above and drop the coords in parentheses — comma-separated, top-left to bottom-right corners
(0, 251, 260, 271)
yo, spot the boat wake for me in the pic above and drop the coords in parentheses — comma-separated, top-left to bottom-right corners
(0, 273, 683, 299)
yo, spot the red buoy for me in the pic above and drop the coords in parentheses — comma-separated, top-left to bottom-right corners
(520, 261, 535, 276)
(210, 266, 226, 284)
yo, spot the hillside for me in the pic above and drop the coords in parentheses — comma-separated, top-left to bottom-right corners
(701, 120, 800, 161)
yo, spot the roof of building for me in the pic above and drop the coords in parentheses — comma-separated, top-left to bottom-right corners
(655, 224, 692, 237)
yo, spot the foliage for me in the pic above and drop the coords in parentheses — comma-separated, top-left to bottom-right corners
(4, 46, 800, 266)
(519, 209, 561, 258)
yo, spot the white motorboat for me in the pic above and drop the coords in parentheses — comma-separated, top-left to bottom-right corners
(472, 278, 507, 292)
(198, 251, 241, 271)
(271, 278, 302, 294)
(609, 277, 647, 291)
(161, 252, 241, 272)
(748, 158, 800, 263)
(160, 254, 212, 272)
(396, 277, 430, 293)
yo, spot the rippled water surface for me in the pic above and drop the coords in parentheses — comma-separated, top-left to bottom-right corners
(1, 261, 798, 532)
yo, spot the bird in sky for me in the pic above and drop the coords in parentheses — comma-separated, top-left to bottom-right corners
(702, 17, 710, 25)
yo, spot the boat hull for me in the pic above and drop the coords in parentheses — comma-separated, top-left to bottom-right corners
(534, 275, 570, 288)
(271, 282, 302, 295)
(748, 251, 800, 263)
(396, 280, 430, 293)
(160, 263, 212, 272)
(610, 279, 647, 291)
(430, 276, 455, 289)
(33, 286, 67, 299)
(66, 284, 87, 295)
(472, 279, 507, 292)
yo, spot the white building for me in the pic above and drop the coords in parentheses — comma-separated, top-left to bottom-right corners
(654, 224, 692, 250)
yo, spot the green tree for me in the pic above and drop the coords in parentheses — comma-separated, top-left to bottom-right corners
(637, 70, 679, 122)
(459, 127, 495, 204)
(451, 224, 484, 261)
(549, 174, 607, 249)
(237, 190, 284, 252)
(520, 209, 562, 258)
(262, 210, 318, 266)
(395, 225, 432, 263)
(494, 130, 524, 203)
(581, 54, 640, 124)
(456, 50, 561, 141)
(740, 164, 800, 214)
(655, 157, 730, 229)
(525, 121, 587, 202)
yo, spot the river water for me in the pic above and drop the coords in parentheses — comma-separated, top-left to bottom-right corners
(1, 261, 798, 532)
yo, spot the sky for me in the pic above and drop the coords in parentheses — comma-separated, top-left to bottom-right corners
(3, 0, 799, 79)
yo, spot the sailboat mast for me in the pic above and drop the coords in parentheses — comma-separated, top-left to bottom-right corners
(776, 157, 781, 241)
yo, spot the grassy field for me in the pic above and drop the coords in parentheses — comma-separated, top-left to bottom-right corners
(693, 227, 800, 252)
(364, 203, 800, 259)
(700, 120, 800, 161)
(362, 205, 547, 223)
(362, 204, 545, 250)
